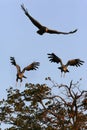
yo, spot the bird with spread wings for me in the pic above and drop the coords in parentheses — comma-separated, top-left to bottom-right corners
(10, 57, 40, 85)
(48, 53, 84, 77)
(21, 4, 77, 35)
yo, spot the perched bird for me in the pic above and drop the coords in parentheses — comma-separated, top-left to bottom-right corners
(10, 57, 40, 85)
(21, 4, 77, 35)
(48, 53, 84, 77)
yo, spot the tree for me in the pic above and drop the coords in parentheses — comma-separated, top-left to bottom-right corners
(0, 78, 87, 130)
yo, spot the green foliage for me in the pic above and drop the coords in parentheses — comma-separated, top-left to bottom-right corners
(0, 80, 87, 130)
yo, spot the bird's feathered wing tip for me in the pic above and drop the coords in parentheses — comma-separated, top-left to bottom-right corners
(10, 57, 16, 66)
(22, 62, 40, 73)
(32, 62, 40, 70)
(10, 57, 21, 73)
(47, 53, 62, 65)
(69, 29, 78, 34)
(21, 4, 27, 13)
(66, 59, 84, 67)
(48, 53, 56, 62)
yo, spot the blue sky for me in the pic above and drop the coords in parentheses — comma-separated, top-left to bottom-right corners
(0, 0, 87, 99)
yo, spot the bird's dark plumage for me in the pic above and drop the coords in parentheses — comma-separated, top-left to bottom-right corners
(10, 57, 21, 74)
(10, 57, 40, 83)
(21, 4, 77, 35)
(48, 53, 84, 76)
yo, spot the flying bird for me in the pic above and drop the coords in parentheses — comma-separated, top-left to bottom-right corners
(10, 57, 40, 85)
(48, 53, 84, 77)
(21, 4, 77, 35)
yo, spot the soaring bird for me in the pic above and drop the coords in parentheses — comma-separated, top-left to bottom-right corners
(48, 53, 84, 77)
(21, 4, 77, 35)
(10, 57, 40, 85)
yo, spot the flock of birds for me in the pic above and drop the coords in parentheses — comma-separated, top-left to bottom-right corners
(10, 4, 84, 85)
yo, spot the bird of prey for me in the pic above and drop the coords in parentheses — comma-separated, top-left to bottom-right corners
(48, 53, 84, 77)
(10, 57, 40, 85)
(21, 4, 77, 35)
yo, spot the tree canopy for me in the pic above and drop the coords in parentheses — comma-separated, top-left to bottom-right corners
(0, 78, 87, 130)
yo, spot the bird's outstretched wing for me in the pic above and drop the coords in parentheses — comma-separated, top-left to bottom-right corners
(22, 62, 40, 73)
(66, 59, 84, 67)
(21, 4, 42, 29)
(48, 53, 62, 65)
(47, 28, 77, 35)
(10, 57, 21, 73)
